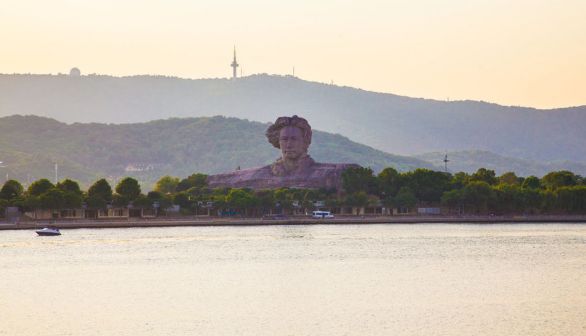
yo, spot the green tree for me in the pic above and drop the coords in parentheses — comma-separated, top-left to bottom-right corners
(493, 184, 523, 214)
(147, 191, 163, 200)
(24, 195, 41, 212)
(9, 195, 29, 212)
(288, 188, 306, 203)
(402, 169, 451, 203)
(342, 167, 379, 194)
(210, 192, 227, 210)
(147, 191, 173, 209)
(154, 175, 180, 194)
(62, 190, 83, 209)
(226, 188, 257, 213)
(255, 190, 275, 213)
(540, 190, 557, 213)
(542, 171, 578, 190)
(28, 179, 54, 196)
(441, 189, 463, 212)
(451, 172, 471, 189)
(38, 188, 65, 210)
(173, 192, 192, 209)
(186, 186, 211, 200)
(522, 176, 541, 189)
(132, 194, 152, 208)
(392, 187, 417, 209)
(85, 195, 107, 209)
(176, 173, 208, 192)
(498, 172, 520, 185)
(344, 191, 370, 207)
(520, 188, 542, 213)
(87, 179, 113, 202)
(302, 189, 319, 210)
(556, 186, 586, 213)
(115, 177, 141, 201)
(461, 181, 494, 213)
(0, 180, 24, 200)
(56, 179, 82, 195)
(470, 168, 497, 185)
(274, 187, 293, 209)
(112, 194, 129, 207)
(378, 167, 402, 198)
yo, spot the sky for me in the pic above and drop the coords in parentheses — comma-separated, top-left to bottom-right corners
(1, 0, 585, 109)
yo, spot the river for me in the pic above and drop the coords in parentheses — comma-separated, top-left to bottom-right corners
(1, 224, 585, 335)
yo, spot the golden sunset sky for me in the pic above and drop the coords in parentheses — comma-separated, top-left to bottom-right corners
(1, 0, 585, 108)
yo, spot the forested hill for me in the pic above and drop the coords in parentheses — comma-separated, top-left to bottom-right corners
(1, 73, 585, 163)
(0, 115, 433, 187)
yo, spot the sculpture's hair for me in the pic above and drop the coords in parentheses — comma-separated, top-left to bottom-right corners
(266, 115, 312, 149)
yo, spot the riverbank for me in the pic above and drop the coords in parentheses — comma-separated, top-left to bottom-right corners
(1, 215, 586, 230)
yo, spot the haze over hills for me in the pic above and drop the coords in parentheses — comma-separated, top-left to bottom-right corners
(1, 73, 585, 165)
(0, 115, 433, 188)
(416, 150, 586, 177)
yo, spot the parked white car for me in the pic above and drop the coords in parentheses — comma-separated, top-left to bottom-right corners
(312, 211, 334, 219)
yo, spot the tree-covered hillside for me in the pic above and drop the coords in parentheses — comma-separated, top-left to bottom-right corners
(1, 73, 585, 163)
(0, 115, 434, 188)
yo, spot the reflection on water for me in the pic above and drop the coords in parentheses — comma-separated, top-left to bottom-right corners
(1, 224, 586, 336)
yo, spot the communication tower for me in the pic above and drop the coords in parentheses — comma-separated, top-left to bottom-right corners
(231, 47, 239, 79)
(443, 153, 450, 172)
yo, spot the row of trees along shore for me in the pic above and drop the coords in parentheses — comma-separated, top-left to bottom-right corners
(1, 167, 586, 217)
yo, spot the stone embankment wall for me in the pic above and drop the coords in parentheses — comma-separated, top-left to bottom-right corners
(2, 215, 586, 230)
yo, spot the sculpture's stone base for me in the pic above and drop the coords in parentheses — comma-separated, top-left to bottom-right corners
(207, 162, 359, 190)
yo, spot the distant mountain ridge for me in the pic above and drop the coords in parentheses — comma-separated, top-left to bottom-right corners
(416, 150, 586, 177)
(0, 115, 434, 187)
(1, 73, 585, 164)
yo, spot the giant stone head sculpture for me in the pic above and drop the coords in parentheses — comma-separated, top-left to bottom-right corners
(265, 115, 312, 161)
(206, 115, 359, 190)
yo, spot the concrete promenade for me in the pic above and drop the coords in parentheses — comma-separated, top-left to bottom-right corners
(1, 215, 586, 231)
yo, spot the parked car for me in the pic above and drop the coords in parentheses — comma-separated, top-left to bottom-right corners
(312, 211, 334, 219)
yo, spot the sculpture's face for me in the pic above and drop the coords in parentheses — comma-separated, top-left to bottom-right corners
(279, 126, 306, 160)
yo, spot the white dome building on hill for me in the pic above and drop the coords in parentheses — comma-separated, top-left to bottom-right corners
(69, 67, 81, 76)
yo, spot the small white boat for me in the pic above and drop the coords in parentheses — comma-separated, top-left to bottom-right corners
(36, 227, 61, 236)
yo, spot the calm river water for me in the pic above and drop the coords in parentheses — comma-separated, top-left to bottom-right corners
(1, 224, 585, 336)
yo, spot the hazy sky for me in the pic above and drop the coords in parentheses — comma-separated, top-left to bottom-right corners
(1, 0, 585, 108)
